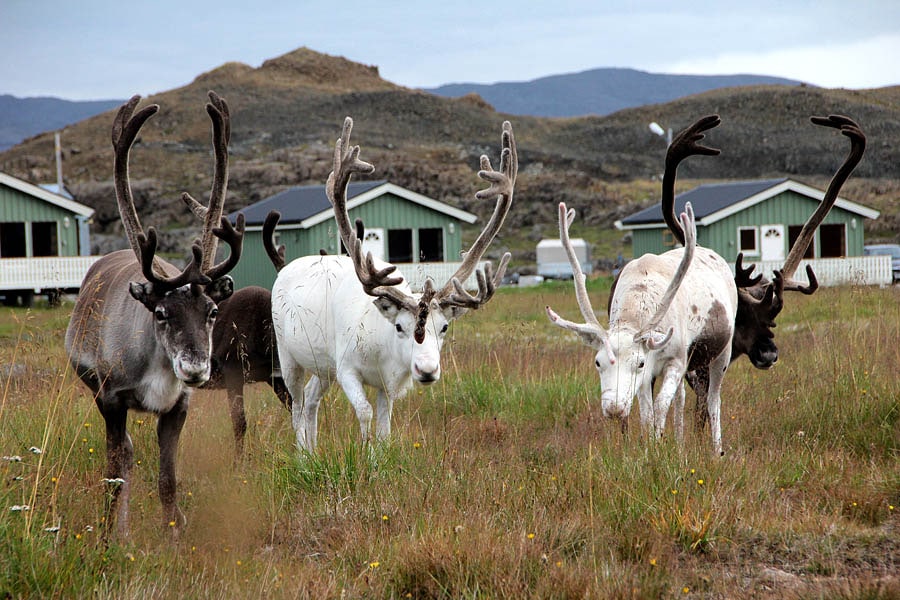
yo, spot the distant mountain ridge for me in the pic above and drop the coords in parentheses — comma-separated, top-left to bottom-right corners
(423, 68, 803, 117)
(0, 95, 123, 151)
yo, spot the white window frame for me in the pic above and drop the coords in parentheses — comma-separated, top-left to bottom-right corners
(738, 226, 759, 256)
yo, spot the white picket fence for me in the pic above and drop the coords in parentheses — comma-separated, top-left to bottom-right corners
(0, 256, 101, 292)
(393, 261, 492, 292)
(0, 255, 890, 295)
(730, 255, 893, 287)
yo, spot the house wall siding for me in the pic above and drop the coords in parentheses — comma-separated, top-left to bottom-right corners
(0, 184, 83, 257)
(229, 192, 467, 289)
(630, 191, 865, 260)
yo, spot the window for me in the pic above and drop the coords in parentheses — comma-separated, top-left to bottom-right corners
(388, 229, 413, 263)
(31, 222, 59, 257)
(819, 223, 845, 258)
(787, 225, 815, 259)
(738, 227, 758, 255)
(662, 229, 675, 247)
(418, 228, 444, 261)
(0, 223, 27, 257)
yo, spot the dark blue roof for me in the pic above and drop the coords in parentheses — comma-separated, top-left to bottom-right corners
(619, 178, 788, 225)
(230, 180, 386, 225)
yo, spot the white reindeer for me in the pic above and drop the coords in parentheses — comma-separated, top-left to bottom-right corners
(272, 117, 516, 452)
(547, 199, 737, 454)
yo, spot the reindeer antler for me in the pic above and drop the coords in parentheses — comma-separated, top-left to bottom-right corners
(437, 121, 516, 309)
(662, 115, 721, 247)
(635, 202, 697, 349)
(778, 114, 866, 293)
(263, 210, 286, 272)
(180, 91, 233, 273)
(112, 95, 161, 270)
(545, 202, 612, 354)
(325, 118, 415, 312)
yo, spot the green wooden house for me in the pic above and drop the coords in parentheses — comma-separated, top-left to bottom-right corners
(616, 178, 879, 263)
(227, 180, 478, 290)
(0, 172, 93, 258)
(0, 172, 98, 305)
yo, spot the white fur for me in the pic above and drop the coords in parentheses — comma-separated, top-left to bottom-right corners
(602, 247, 737, 452)
(272, 254, 455, 451)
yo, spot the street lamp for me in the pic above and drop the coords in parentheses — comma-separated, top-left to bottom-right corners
(649, 121, 672, 147)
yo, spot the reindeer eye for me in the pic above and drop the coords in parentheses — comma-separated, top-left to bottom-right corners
(441, 323, 449, 334)
(154, 308, 167, 323)
(395, 323, 403, 333)
(209, 307, 219, 319)
(595, 359, 601, 368)
(638, 361, 645, 369)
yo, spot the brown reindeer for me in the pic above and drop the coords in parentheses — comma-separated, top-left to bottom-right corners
(65, 92, 244, 538)
(658, 115, 866, 431)
(184, 197, 292, 456)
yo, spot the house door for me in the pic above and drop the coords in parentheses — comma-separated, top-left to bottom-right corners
(361, 228, 385, 260)
(760, 225, 785, 262)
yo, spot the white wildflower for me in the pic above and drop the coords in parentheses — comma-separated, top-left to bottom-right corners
(28, 446, 42, 454)
(2, 456, 22, 462)
(10, 505, 30, 512)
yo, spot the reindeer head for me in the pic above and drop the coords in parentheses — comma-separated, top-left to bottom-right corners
(658, 114, 865, 371)
(547, 202, 697, 422)
(731, 115, 866, 369)
(113, 92, 244, 386)
(326, 117, 515, 385)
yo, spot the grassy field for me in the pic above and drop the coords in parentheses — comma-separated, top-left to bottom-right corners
(1, 280, 899, 599)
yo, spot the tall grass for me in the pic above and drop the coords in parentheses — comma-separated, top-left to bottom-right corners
(1, 283, 899, 598)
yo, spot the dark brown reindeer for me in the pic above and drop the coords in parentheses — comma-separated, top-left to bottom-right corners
(184, 196, 293, 456)
(65, 92, 244, 538)
(659, 115, 866, 430)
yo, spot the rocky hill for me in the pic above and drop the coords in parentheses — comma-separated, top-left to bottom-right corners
(1, 47, 898, 266)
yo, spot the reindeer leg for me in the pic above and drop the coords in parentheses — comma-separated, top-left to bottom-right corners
(706, 353, 730, 456)
(637, 379, 654, 439)
(654, 368, 682, 440)
(225, 371, 247, 459)
(674, 382, 685, 445)
(157, 393, 189, 537)
(97, 398, 132, 539)
(298, 375, 325, 452)
(686, 368, 710, 433)
(374, 389, 394, 442)
(337, 374, 372, 445)
(271, 375, 292, 411)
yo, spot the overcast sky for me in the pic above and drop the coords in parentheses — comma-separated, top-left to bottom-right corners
(4, 1, 899, 101)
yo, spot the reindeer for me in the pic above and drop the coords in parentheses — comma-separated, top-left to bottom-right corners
(547, 195, 737, 454)
(64, 92, 244, 537)
(658, 116, 866, 431)
(272, 117, 515, 452)
(184, 200, 293, 456)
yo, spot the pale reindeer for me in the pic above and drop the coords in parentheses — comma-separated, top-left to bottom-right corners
(547, 116, 738, 453)
(658, 116, 866, 432)
(272, 117, 516, 452)
(65, 92, 244, 537)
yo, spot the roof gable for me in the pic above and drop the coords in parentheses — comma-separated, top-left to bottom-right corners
(616, 178, 879, 230)
(232, 181, 478, 229)
(0, 172, 94, 217)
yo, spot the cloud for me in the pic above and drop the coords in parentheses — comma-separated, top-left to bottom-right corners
(663, 33, 900, 89)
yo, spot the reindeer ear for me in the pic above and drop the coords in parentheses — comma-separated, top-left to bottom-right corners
(129, 281, 157, 310)
(441, 305, 468, 321)
(205, 275, 234, 303)
(373, 297, 401, 321)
